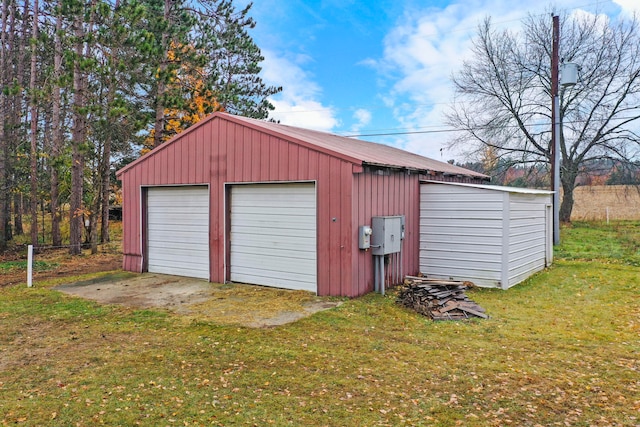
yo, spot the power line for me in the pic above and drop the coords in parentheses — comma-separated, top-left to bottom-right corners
(341, 114, 640, 138)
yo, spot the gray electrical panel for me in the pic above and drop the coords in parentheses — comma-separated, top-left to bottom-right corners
(371, 216, 403, 255)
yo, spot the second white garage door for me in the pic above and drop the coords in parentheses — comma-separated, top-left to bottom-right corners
(230, 183, 317, 292)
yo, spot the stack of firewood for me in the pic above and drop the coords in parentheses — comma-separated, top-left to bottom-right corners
(397, 276, 488, 320)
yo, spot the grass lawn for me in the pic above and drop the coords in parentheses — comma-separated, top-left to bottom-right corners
(1, 222, 639, 426)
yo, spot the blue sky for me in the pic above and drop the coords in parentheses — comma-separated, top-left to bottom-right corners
(240, 0, 638, 161)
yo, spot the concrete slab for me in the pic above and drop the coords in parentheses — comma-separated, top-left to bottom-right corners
(54, 273, 342, 328)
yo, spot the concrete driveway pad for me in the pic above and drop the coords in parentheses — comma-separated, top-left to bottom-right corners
(55, 273, 342, 328)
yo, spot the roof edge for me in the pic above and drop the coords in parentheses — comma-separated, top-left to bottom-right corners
(421, 180, 554, 194)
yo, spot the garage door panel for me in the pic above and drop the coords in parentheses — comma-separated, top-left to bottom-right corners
(148, 241, 207, 260)
(231, 213, 315, 228)
(148, 212, 209, 222)
(232, 226, 316, 239)
(231, 268, 316, 293)
(230, 183, 317, 292)
(147, 186, 209, 280)
(234, 240, 315, 259)
(229, 206, 315, 216)
(230, 251, 316, 272)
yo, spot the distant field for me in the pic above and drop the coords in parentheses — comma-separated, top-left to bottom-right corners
(571, 185, 640, 221)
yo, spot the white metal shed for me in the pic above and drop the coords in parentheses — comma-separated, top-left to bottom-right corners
(419, 181, 553, 289)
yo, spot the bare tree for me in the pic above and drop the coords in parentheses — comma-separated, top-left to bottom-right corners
(447, 11, 640, 221)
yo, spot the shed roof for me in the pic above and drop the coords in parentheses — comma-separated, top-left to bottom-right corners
(118, 112, 489, 179)
(421, 180, 554, 195)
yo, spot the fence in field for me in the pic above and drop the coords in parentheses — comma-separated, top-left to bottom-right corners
(570, 185, 640, 221)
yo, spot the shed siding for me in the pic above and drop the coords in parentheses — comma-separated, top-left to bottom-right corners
(420, 185, 504, 287)
(119, 117, 356, 296)
(351, 171, 420, 296)
(507, 194, 549, 287)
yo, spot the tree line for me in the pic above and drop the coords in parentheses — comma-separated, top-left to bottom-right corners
(0, 0, 280, 253)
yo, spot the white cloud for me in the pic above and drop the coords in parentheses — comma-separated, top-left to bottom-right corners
(351, 109, 372, 132)
(386, 2, 533, 157)
(260, 50, 339, 132)
(373, 0, 596, 160)
(613, 0, 640, 15)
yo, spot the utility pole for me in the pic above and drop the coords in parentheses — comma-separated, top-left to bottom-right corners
(551, 14, 560, 245)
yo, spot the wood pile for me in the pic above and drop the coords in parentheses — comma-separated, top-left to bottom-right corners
(397, 276, 488, 321)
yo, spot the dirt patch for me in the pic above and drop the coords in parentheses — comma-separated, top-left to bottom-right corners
(54, 273, 342, 328)
(1, 248, 121, 288)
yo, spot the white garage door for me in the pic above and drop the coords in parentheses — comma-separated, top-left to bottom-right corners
(147, 186, 209, 279)
(230, 183, 317, 292)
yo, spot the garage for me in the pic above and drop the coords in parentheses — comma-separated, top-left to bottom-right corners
(117, 112, 489, 296)
(230, 183, 317, 292)
(146, 186, 210, 279)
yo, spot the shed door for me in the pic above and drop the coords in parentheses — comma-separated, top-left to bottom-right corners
(230, 183, 317, 292)
(147, 186, 209, 279)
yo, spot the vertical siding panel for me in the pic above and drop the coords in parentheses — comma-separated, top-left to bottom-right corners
(176, 140, 185, 183)
(317, 154, 330, 295)
(359, 173, 368, 295)
(134, 167, 142, 270)
(250, 131, 260, 181)
(167, 144, 176, 183)
(227, 122, 236, 181)
(352, 174, 360, 295)
(328, 158, 341, 296)
(289, 143, 299, 180)
(308, 150, 318, 178)
(298, 146, 309, 180)
(160, 148, 168, 184)
(278, 140, 289, 181)
(210, 122, 221, 283)
(340, 162, 353, 296)
(258, 134, 269, 181)
(234, 124, 244, 182)
(193, 123, 202, 181)
(243, 127, 252, 180)
(269, 136, 279, 178)
(185, 133, 194, 183)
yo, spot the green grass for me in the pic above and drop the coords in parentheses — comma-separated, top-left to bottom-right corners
(0, 259, 59, 272)
(556, 220, 640, 266)
(1, 223, 639, 426)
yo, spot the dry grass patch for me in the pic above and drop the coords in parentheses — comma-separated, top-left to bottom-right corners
(187, 284, 341, 327)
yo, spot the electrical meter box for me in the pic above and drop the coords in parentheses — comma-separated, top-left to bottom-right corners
(371, 216, 403, 255)
(358, 225, 373, 249)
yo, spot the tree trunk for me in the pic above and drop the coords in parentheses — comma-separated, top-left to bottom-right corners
(153, 0, 171, 148)
(69, 11, 86, 255)
(50, 0, 63, 247)
(90, 191, 99, 254)
(28, 0, 39, 247)
(14, 193, 23, 235)
(0, 0, 8, 250)
(100, 134, 111, 243)
(559, 165, 579, 223)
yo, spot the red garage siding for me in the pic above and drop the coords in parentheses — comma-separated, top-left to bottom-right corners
(119, 116, 359, 295)
(118, 112, 488, 297)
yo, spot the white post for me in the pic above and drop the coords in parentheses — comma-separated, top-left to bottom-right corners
(606, 207, 610, 225)
(27, 245, 33, 288)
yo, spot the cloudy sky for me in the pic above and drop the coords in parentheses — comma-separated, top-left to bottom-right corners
(239, 0, 638, 161)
